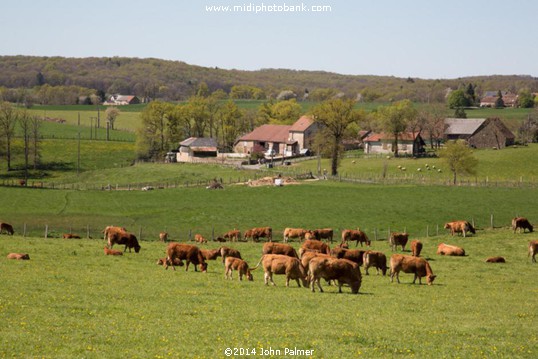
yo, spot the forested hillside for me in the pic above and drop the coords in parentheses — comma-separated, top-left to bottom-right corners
(1, 55, 537, 103)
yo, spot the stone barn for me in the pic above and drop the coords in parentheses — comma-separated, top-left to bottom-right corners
(444, 118, 515, 149)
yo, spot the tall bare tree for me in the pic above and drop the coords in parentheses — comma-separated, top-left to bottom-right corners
(0, 102, 19, 171)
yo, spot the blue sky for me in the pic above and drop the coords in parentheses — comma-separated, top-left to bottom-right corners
(1, 0, 537, 79)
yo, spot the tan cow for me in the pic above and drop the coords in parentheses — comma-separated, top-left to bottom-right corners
(308, 256, 362, 294)
(156, 257, 183, 266)
(223, 229, 241, 242)
(224, 257, 253, 281)
(283, 228, 309, 243)
(0, 222, 14, 235)
(485, 256, 506, 263)
(437, 243, 465, 256)
(512, 217, 533, 233)
(262, 242, 299, 258)
(6, 253, 30, 260)
(342, 229, 370, 247)
(220, 246, 242, 263)
(410, 240, 423, 257)
(251, 254, 308, 287)
(63, 233, 81, 239)
(444, 221, 475, 237)
(194, 234, 207, 244)
(300, 239, 330, 256)
(244, 227, 272, 242)
(102, 226, 127, 241)
(529, 240, 538, 263)
(389, 232, 409, 251)
(164, 243, 207, 272)
(311, 228, 334, 243)
(390, 254, 436, 285)
(159, 232, 169, 242)
(200, 248, 222, 261)
(330, 247, 366, 266)
(362, 250, 387, 276)
(104, 246, 123, 256)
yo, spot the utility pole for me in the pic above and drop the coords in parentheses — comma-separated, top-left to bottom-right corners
(77, 112, 81, 175)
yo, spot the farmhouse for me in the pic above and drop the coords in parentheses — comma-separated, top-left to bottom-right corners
(363, 132, 425, 156)
(103, 95, 140, 106)
(234, 116, 319, 157)
(176, 137, 218, 162)
(479, 91, 518, 107)
(444, 118, 515, 149)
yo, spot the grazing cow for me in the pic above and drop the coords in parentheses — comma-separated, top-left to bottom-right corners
(244, 227, 272, 242)
(304, 231, 316, 241)
(251, 254, 308, 287)
(108, 231, 141, 253)
(410, 240, 423, 257)
(311, 228, 334, 243)
(159, 232, 168, 242)
(6, 253, 30, 260)
(104, 246, 123, 256)
(308, 256, 362, 294)
(283, 228, 309, 243)
(102, 226, 127, 240)
(363, 250, 388, 276)
(156, 257, 183, 266)
(194, 234, 207, 244)
(63, 233, 81, 239)
(224, 257, 253, 281)
(444, 221, 475, 237)
(529, 240, 538, 263)
(201, 248, 222, 261)
(390, 254, 436, 285)
(342, 229, 370, 247)
(220, 246, 242, 264)
(330, 247, 366, 266)
(223, 229, 241, 242)
(485, 256, 506, 263)
(389, 232, 409, 251)
(437, 243, 465, 256)
(301, 239, 330, 256)
(262, 242, 299, 258)
(512, 217, 533, 233)
(0, 222, 14, 235)
(164, 243, 207, 272)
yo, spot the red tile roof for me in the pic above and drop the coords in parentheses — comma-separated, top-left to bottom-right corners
(238, 124, 291, 143)
(289, 116, 313, 132)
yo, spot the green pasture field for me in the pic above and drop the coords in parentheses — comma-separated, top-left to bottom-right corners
(1, 225, 537, 357)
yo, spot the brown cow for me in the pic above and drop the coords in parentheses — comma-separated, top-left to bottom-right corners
(6, 253, 30, 260)
(157, 257, 183, 266)
(251, 254, 308, 287)
(330, 247, 366, 266)
(108, 231, 141, 253)
(63, 233, 81, 239)
(104, 246, 123, 256)
(437, 243, 465, 256)
(102, 226, 127, 240)
(224, 257, 253, 281)
(159, 232, 169, 242)
(444, 221, 475, 237)
(308, 256, 362, 294)
(485, 256, 506, 263)
(223, 229, 241, 242)
(311, 228, 334, 243)
(283, 228, 309, 243)
(263, 242, 299, 258)
(390, 254, 436, 285)
(410, 240, 423, 257)
(164, 243, 207, 272)
(194, 234, 207, 244)
(220, 246, 242, 264)
(342, 229, 370, 247)
(301, 239, 330, 256)
(244, 227, 272, 242)
(512, 217, 533, 233)
(201, 248, 222, 261)
(529, 240, 538, 263)
(300, 250, 331, 271)
(0, 222, 14, 235)
(389, 232, 409, 251)
(363, 250, 388, 276)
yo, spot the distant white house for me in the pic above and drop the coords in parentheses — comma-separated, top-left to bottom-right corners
(103, 95, 140, 106)
(363, 132, 425, 156)
(176, 137, 218, 163)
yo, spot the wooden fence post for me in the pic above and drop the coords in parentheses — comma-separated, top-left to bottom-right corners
(87, 225, 90, 239)
(45, 225, 48, 239)
(490, 214, 494, 229)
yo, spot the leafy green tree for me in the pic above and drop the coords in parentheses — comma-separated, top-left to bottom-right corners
(494, 90, 505, 109)
(196, 82, 210, 98)
(217, 100, 244, 152)
(136, 101, 172, 159)
(376, 99, 417, 157)
(439, 140, 478, 184)
(268, 99, 302, 125)
(447, 89, 469, 109)
(517, 89, 534, 108)
(454, 107, 467, 118)
(312, 98, 361, 176)
(105, 107, 120, 130)
(465, 83, 476, 106)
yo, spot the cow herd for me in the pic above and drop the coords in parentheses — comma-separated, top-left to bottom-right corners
(3, 218, 537, 293)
